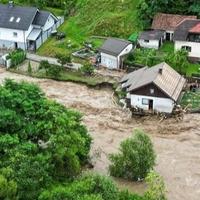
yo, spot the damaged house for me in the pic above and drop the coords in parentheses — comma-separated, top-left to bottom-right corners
(121, 62, 186, 113)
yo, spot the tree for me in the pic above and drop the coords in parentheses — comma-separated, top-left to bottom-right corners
(80, 63, 95, 75)
(38, 173, 119, 200)
(109, 129, 156, 181)
(39, 60, 62, 79)
(0, 168, 17, 200)
(165, 49, 188, 74)
(144, 171, 167, 200)
(0, 80, 91, 199)
(137, 0, 199, 27)
(56, 53, 71, 67)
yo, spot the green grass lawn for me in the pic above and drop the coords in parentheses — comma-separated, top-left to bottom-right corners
(181, 91, 200, 109)
(160, 42, 174, 54)
(37, 18, 105, 58)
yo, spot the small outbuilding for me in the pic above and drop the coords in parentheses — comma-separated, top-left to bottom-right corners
(121, 62, 186, 113)
(99, 38, 133, 69)
(138, 30, 165, 49)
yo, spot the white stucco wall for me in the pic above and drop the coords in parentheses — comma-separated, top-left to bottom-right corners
(138, 39, 160, 49)
(43, 15, 56, 31)
(119, 44, 133, 57)
(0, 25, 33, 50)
(175, 41, 200, 59)
(130, 94, 175, 113)
(101, 52, 118, 69)
(101, 44, 133, 69)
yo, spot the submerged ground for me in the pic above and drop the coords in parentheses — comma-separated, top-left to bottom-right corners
(0, 68, 200, 200)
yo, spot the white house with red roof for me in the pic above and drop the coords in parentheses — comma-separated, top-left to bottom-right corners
(174, 19, 200, 61)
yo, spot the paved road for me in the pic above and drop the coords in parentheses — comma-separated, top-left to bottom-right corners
(27, 53, 82, 70)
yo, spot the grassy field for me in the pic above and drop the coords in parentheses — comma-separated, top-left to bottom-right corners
(38, 0, 141, 57)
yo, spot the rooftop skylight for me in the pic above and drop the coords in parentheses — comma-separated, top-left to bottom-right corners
(16, 17, 21, 23)
(9, 16, 14, 22)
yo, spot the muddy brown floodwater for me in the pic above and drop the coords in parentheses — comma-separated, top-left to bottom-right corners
(0, 68, 200, 200)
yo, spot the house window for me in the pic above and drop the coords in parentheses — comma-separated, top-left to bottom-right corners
(150, 89, 155, 94)
(144, 40, 149, 43)
(182, 46, 191, 52)
(142, 98, 149, 105)
(13, 32, 18, 37)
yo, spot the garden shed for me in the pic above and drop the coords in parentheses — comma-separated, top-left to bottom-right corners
(99, 38, 133, 69)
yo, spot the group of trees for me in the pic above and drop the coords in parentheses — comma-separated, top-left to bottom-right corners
(138, 0, 200, 26)
(0, 79, 91, 199)
(125, 48, 189, 75)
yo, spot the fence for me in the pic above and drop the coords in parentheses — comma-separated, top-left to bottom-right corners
(35, 16, 65, 50)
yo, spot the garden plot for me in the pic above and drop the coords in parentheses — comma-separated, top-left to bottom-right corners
(0, 68, 200, 200)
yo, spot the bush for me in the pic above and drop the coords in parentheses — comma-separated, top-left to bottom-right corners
(119, 190, 144, 200)
(144, 171, 167, 200)
(55, 53, 71, 66)
(39, 60, 62, 79)
(80, 63, 95, 75)
(109, 130, 156, 181)
(7, 49, 26, 67)
(39, 173, 118, 200)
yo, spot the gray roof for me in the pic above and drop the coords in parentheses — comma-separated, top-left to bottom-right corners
(99, 38, 132, 56)
(174, 19, 200, 41)
(0, 4, 38, 30)
(33, 11, 51, 26)
(139, 30, 165, 40)
(121, 62, 186, 101)
(27, 28, 41, 41)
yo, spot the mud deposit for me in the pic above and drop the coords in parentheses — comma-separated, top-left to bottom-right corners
(0, 68, 200, 200)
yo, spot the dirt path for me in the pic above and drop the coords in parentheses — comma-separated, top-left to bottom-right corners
(0, 68, 200, 200)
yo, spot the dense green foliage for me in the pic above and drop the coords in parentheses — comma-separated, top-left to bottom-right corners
(0, 80, 91, 199)
(7, 49, 26, 68)
(144, 171, 167, 200)
(126, 45, 199, 77)
(109, 130, 156, 181)
(80, 63, 95, 75)
(39, 173, 144, 200)
(55, 53, 71, 66)
(138, 0, 200, 26)
(39, 60, 63, 79)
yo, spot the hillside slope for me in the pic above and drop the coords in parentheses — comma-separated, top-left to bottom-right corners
(74, 0, 142, 37)
(38, 0, 142, 56)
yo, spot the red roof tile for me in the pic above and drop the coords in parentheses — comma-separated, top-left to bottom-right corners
(189, 23, 200, 33)
(152, 13, 197, 31)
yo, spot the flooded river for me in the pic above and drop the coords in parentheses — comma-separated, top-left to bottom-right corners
(0, 68, 200, 200)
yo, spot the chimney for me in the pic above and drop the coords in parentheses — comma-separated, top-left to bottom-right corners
(8, 1, 14, 8)
(159, 68, 163, 75)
